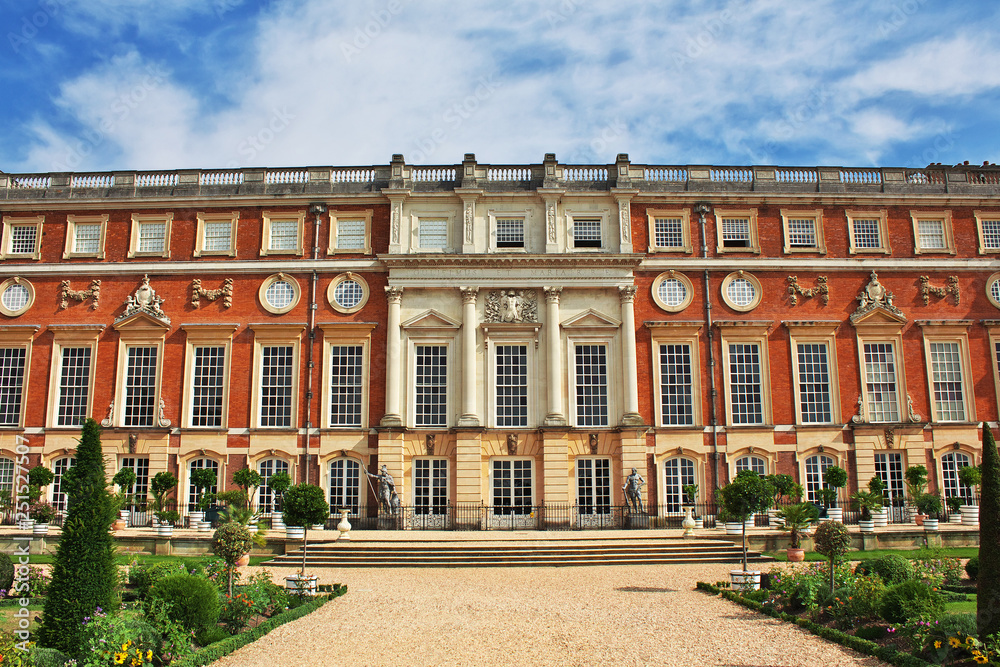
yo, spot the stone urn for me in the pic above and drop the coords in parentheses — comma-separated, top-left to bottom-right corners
(156, 524, 173, 538)
(923, 518, 939, 531)
(33, 523, 50, 536)
(337, 509, 352, 541)
(786, 548, 805, 562)
(858, 519, 875, 534)
(681, 506, 696, 537)
(286, 526, 305, 540)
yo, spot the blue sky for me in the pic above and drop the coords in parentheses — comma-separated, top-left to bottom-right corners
(1, 0, 999, 173)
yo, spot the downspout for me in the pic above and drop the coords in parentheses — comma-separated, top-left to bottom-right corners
(306, 203, 327, 485)
(694, 203, 719, 492)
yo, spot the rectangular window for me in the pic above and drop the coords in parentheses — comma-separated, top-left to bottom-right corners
(203, 222, 232, 252)
(787, 219, 817, 247)
(2, 216, 44, 260)
(728, 343, 762, 425)
(269, 221, 298, 251)
(9, 226, 37, 255)
(119, 457, 150, 499)
(659, 343, 693, 425)
(57, 347, 91, 426)
(419, 218, 448, 249)
(575, 344, 608, 427)
(336, 219, 366, 250)
(495, 218, 524, 249)
(577, 458, 611, 515)
(863, 342, 899, 422)
(329, 345, 363, 427)
(191, 346, 225, 427)
(654, 217, 684, 248)
(982, 219, 1000, 250)
(124, 346, 157, 427)
(260, 345, 294, 427)
(874, 452, 905, 515)
(918, 220, 945, 250)
(853, 219, 881, 248)
(847, 210, 890, 254)
(414, 345, 447, 426)
(414, 459, 448, 514)
(138, 222, 166, 253)
(0, 348, 26, 426)
(573, 219, 602, 248)
(797, 343, 832, 423)
(929, 341, 966, 421)
(495, 345, 528, 427)
(492, 459, 532, 514)
(721, 217, 751, 248)
(74, 224, 102, 254)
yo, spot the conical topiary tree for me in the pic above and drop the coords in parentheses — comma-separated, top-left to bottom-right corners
(38, 418, 117, 653)
(978, 423, 1000, 637)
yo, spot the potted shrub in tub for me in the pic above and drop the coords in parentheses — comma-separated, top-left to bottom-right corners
(905, 464, 929, 522)
(22, 466, 54, 529)
(822, 466, 848, 522)
(281, 483, 330, 595)
(717, 471, 773, 590)
(150, 471, 178, 536)
(777, 502, 818, 562)
(867, 475, 889, 526)
(190, 467, 217, 528)
(765, 474, 797, 526)
(112, 467, 136, 527)
(850, 488, 883, 533)
(915, 493, 942, 530)
(29, 502, 56, 535)
(947, 495, 964, 523)
(958, 464, 981, 525)
(268, 470, 292, 529)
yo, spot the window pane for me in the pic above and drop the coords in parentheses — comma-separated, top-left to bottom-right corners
(192, 346, 225, 427)
(657, 278, 687, 307)
(329, 459, 359, 512)
(203, 221, 232, 251)
(0, 348, 26, 426)
(496, 218, 524, 248)
(414, 459, 448, 514)
(492, 459, 532, 513)
(805, 455, 833, 503)
(10, 226, 36, 254)
(863, 342, 899, 422)
(74, 223, 101, 254)
(119, 457, 150, 498)
(941, 453, 974, 505)
(721, 218, 750, 248)
(124, 346, 157, 427)
(663, 458, 695, 512)
(659, 344, 693, 425)
(654, 218, 683, 247)
(265, 280, 295, 309)
(575, 344, 608, 426)
(269, 220, 298, 250)
(330, 345, 363, 426)
(726, 278, 756, 307)
(788, 218, 816, 247)
(333, 280, 364, 309)
(736, 456, 766, 474)
(419, 219, 447, 249)
(930, 341, 965, 421)
(336, 219, 366, 250)
(187, 458, 219, 509)
(496, 345, 528, 427)
(728, 343, 762, 424)
(853, 218, 882, 248)
(577, 458, 611, 515)
(797, 343, 832, 423)
(260, 345, 293, 427)
(1, 284, 30, 312)
(415, 345, 447, 426)
(573, 219, 601, 248)
(138, 221, 165, 253)
(57, 347, 91, 426)
(983, 220, 1000, 249)
(52, 457, 76, 511)
(874, 452, 904, 509)
(918, 220, 945, 249)
(257, 459, 289, 514)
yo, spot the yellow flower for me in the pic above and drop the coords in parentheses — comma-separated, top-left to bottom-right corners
(949, 637, 962, 648)
(122, 642, 129, 651)
(114, 653, 126, 665)
(934, 640, 942, 649)
(147, 650, 153, 660)
(974, 656, 988, 665)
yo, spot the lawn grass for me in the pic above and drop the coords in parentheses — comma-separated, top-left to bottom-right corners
(945, 599, 977, 614)
(765, 546, 978, 562)
(0, 604, 43, 633)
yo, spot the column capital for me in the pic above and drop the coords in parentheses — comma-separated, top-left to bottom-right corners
(459, 286, 479, 303)
(618, 285, 637, 303)
(544, 286, 563, 303)
(385, 285, 404, 304)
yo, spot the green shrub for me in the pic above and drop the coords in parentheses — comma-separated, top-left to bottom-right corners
(129, 560, 187, 599)
(935, 612, 978, 639)
(966, 555, 980, 581)
(868, 553, 915, 584)
(149, 573, 221, 633)
(78, 608, 161, 667)
(0, 553, 13, 593)
(854, 560, 873, 577)
(848, 575, 887, 621)
(30, 647, 70, 667)
(854, 625, 889, 641)
(194, 626, 230, 647)
(879, 579, 944, 624)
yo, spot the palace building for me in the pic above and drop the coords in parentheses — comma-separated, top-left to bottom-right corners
(1, 154, 999, 527)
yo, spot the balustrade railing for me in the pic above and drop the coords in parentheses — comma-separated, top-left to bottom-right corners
(265, 169, 308, 184)
(331, 168, 376, 183)
(643, 167, 687, 182)
(711, 167, 753, 182)
(840, 168, 882, 184)
(412, 167, 456, 182)
(10, 175, 50, 188)
(563, 167, 608, 181)
(199, 170, 244, 186)
(487, 167, 532, 181)
(775, 168, 818, 183)
(136, 172, 178, 187)
(71, 173, 114, 188)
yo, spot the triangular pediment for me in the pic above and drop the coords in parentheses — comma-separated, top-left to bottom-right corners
(112, 310, 171, 332)
(850, 306, 907, 327)
(561, 309, 621, 329)
(401, 309, 461, 330)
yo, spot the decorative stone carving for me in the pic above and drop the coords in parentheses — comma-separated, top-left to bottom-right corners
(618, 285, 637, 303)
(464, 203, 474, 242)
(157, 399, 171, 428)
(589, 433, 599, 455)
(484, 290, 538, 323)
(850, 271, 905, 323)
(506, 433, 518, 456)
(787, 275, 829, 306)
(385, 285, 404, 303)
(460, 286, 479, 304)
(618, 199, 631, 242)
(906, 394, 921, 423)
(425, 434, 435, 456)
(851, 395, 866, 424)
(884, 428, 895, 449)
(101, 401, 115, 427)
(192, 277, 233, 308)
(919, 275, 960, 306)
(116, 275, 169, 325)
(59, 279, 101, 310)
(543, 286, 562, 304)
(128, 433, 137, 453)
(546, 202, 556, 243)
(391, 202, 401, 244)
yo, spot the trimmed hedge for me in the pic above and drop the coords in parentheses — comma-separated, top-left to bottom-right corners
(173, 585, 347, 667)
(696, 581, 933, 667)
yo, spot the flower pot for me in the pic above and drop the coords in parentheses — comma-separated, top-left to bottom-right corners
(826, 508, 843, 523)
(786, 548, 805, 562)
(197, 520, 212, 532)
(119, 510, 130, 523)
(858, 519, 875, 534)
(271, 511, 285, 530)
(872, 509, 889, 528)
(730, 570, 761, 591)
(285, 573, 318, 595)
(312, 523, 325, 531)
(112, 519, 127, 531)
(189, 511, 205, 527)
(156, 524, 173, 538)
(744, 518, 755, 530)
(236, 553, 251, 568)
(19, 519, 34, 531)
(694, 517, 704, 529)
(724, 522, 743, 535)
(914, 514, 926, 526)
(923, 518, 939, 531)
(286, 526, 305, 540)
(33, 523, 49, 536)
(961, 505, 979, 526)
(949, 513, 963, 523)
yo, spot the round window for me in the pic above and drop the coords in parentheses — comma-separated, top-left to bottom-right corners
(0, 278, 34, 317)
(987, 272, 1000, 310)
(258, 274, 300, 314)
(727, 277, 756, 307)
(327, 273, 370, 314)
(651, 271, 694, 313)
(720, 271, 762, 312)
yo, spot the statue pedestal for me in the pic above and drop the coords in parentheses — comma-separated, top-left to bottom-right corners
(336, 509, 352, 541)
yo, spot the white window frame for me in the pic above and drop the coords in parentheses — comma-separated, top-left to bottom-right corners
(260, 210, 305, 256)
(412, 212, 454, 252)
(734, 455, 767, 476)
(919, 322, 975, 423)
(185, 456, 220, 514)
(662, 456, 697, 513)
(846, 209, 890, 255)
(987, 322, 1000, 419)
(127, 213, 172, 258)
(409, 340, 452, 428)
(46, 324, 102, 428)
(646, 208, 692, 253)
(858, 338, 905, 424)
(575, 456, 613, 515)
(64, 214, 108, 259)
(0, 327, 36, 429)
(940, 451, 975, 505)
(651, 271, 694, 313)
(911, 211, 954, 255)
(484, 325, 538, 429)
(0, 215, 43, 260)
(714, 208, 759, 254)
(259, 273, 301, 315)
(194, 210, 238, 257)
(328, 210, 372, 255)
(256, 457, 291, 514)
(570, 341, 612, 428)
(487, 209, 531, 253)
(250, 324, 304, 429)
(181, 324, 237, 429)
(718, 322, 772, 427)
(327, 456, 362, 514)
(50, 456, 77, 511)
(319, 322, 375, 429)
(786, 322, 841, 425)
(565, 209, 610, 252)
(488, 456, 535, 512)
(0, 277, 35, 317)
(975, 210, 1000, 255)
(111, 312, 169, 428)
(647, 322, 702, 428)
(326, 272, 370, 314)
(781, 208, 826, 254)
(403, 312, 460, 429)
(803, 454, 835, 504)
(412, 457, 449, 513)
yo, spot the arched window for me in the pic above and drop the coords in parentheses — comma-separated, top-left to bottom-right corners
(735, 456, 766, 475)
(187, 458, 219, 510)
(663, 457, 695, 512)
(257, 458, 290, 514)
(329, 458, 360, 514)
(51, 457, 77, 511)
(0, 457, 13, 503)
(804, 455, 834, 503)
(941, 452, 974, 505)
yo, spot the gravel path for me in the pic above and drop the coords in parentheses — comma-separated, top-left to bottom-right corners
(212, 563, 889, 667)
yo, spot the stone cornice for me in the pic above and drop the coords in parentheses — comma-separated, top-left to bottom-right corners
(378, 253, 644, 270)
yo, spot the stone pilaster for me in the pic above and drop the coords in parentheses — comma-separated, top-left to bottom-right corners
(612, 189, 638, 253)
(542, 430, 570, 505)
(381, 286, 403, 426)
(543, 286, 566, 426)
(455, 430, 483, 526)
(377, 428, 405, 502)
(457, 286, 480, 427)
(619, 285, 643, 426)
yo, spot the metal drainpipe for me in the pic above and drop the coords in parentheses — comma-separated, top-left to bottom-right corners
(306, 203, 327, 485)
(694, 203, 719, 492)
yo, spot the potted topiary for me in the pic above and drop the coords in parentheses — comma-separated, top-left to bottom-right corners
(813, 520, 852, 595)
(232, 467, 262, 524)
(212, 522, 254, 596)
(777, 502, 818, 561)
(281, 483, 330, 595)
(29, 502, 56, 535)
(24, 466, 54, 528)
(817, 488, 837, 520)
(190, 467, 217, 528)
(850, 489, 883, 533)
(112, 467, 136, 526)
(150, 471, 178, 537)
(717, 472, 774, 589)
(915, 493, 942, 530)
(682, 483, 702, 529)
(766, 474, 796, 526)
(958, 465, 981, 525)
(946, 495, 964, 523)
(268, 471, 292, 529)
(905, 464, 929, 522)
(822, 466, 848, 522)
(867, 476, 889, 526)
